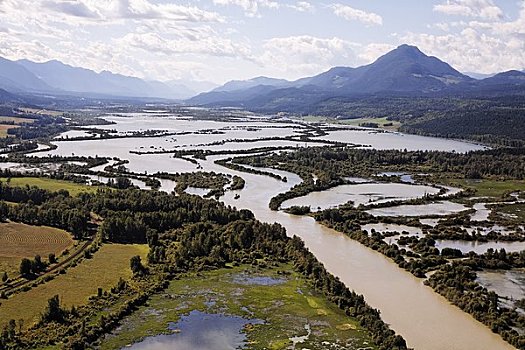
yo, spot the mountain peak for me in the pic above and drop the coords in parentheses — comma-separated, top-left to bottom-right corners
(377, 44, 428, 63)
(396, 44, 423, 53)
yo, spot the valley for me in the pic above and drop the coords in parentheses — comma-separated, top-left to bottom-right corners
(0, 108, 521, 350)
(1, 1, 524, 348)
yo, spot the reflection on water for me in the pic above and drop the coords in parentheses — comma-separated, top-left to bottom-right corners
(477, 269, 525, 300)
(320, 128, 487, 152)
(435, 240, 525, 254)
(127, 311, 262, 350)
(184, 187, 210, 197)
(282, 183, 441, 211)
(471, 203, 491, 221)
(367, 201, 467, 217)
(232, 274, 286, 286)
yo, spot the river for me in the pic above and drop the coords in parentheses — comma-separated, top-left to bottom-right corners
(37, 115, 513, 349)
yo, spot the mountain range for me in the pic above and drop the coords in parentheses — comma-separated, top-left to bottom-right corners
(188, 45, 525, 111)
(0, 44, 524, 104)
(0, 57, 215, 100)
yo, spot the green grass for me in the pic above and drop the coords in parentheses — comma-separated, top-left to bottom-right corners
(336, 117, 401, 129)
(439, 178, 525, 199)
(101, 264, 376, 350)
(496, 203, 525, 221)
(0, 244, 148, 329)
(0, 177, 96, 196)
(299, 115, 400, 131)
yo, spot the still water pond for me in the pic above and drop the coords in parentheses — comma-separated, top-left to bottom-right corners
(126, 311, 262, 350)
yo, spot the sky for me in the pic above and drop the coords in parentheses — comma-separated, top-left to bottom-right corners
(0, 0, 524, 85)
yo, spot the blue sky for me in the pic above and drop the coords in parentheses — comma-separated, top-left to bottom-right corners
(0, 0, 523, 86)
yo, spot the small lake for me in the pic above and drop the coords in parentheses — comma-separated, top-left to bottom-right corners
(126, 311, 262, 350)
(471, 203, 491, 221)
(320, 128, 487, 152)
(477, 269, 525, 300)
(366, 201, 467, 217)
(282, 183, 441, 211)
(435, 240, 525, 254)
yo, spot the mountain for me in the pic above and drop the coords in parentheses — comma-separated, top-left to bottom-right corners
(0, 88, 19, 104)
(214, 77, 291, 93)
(477, 70, 525, 86)
(0, 57, 53, 93)
(464, 72, 496, 80)
(188, 44, 474, 108)
(189, 84, 279, 106)
(341, 44, 472, 94)
(17, 59, 195, 99)
(166, 80, 217, 95)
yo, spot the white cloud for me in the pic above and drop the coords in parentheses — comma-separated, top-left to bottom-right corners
(358, 43, 396, 63)
(404, 1, 525, 73)
(213, 0, 279, 17)
(11, 0, 226, 23)
(42, 1, 100, 18)
(212, 0, 312, 17)
(330, 3, 383, 26)
(288, 1, 314, 12)
(259, 35, 358, 78)
(434, 0, 503, 20)
(116, 0, 225, 22)
(120, 31, 253, 59)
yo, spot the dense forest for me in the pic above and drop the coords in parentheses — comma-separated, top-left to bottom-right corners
(300, 96, 525, 147)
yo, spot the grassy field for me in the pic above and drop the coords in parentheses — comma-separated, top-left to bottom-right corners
(496, 203, 525, 221)
(101, 264, 376, 350)
(300, 115, 400, 131)
(0, 124, 18, 137)
(0, 222, 75, 278)
(0, 116, 35, 124)
(439, 178, 525, 198)
(18, 108, 64, 117)
(0, 177, 96, 196)
(0, 244, 148, 329)
(336, 117, 401, 130)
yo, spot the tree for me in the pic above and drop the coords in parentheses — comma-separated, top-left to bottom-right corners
(20, 258, 32, 277)
(1, 272, 7, 282)
(48, 253, 56, 264)
(31, 255, 44, 273)
(41, 295, 64, 323)
(130, 255, 144, 276)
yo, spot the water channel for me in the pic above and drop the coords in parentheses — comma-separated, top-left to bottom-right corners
(36, 115, 513, 349)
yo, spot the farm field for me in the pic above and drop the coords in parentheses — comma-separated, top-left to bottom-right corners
(101, 264, 376, 350)
(0, 244, 148, 329)
(0, 124, 18, 137)
(18, 108, 64, 117)
(300, 116, 401, 130)
(0, 116, 35, 124)
(336, 117, 401, 130)
(0, 222, 75, 278)
(0, 177, 96, 196)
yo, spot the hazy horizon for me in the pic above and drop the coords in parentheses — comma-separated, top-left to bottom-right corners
(0, 0, 524, 85)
